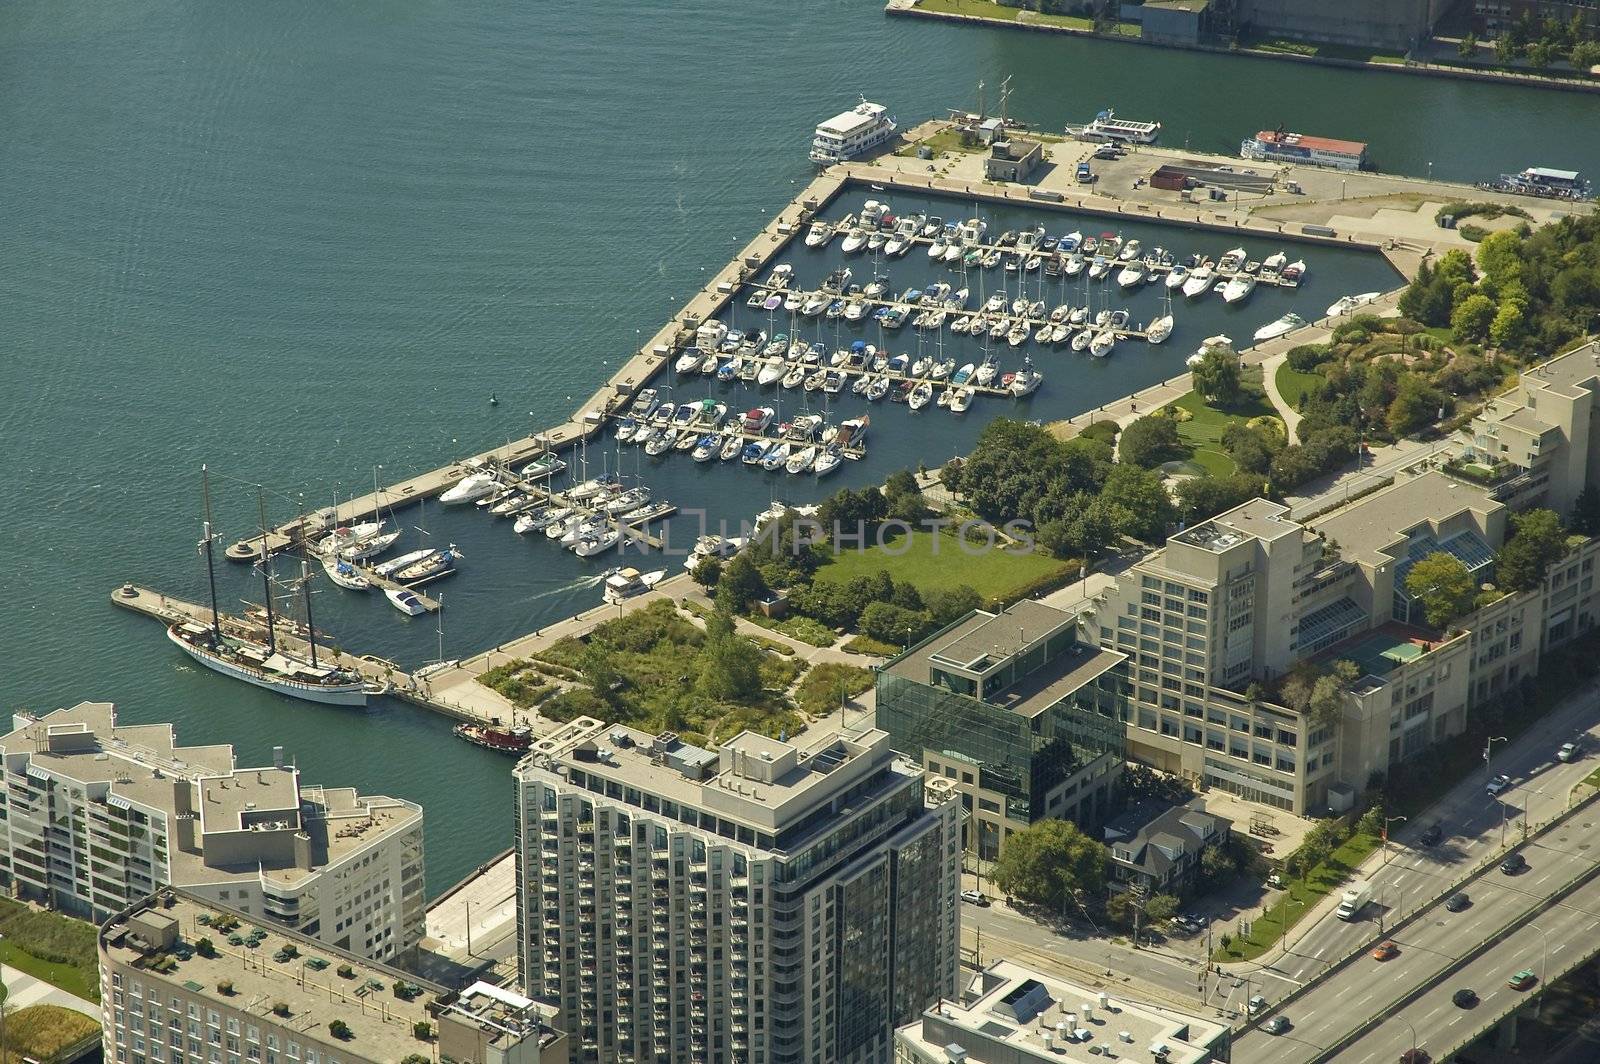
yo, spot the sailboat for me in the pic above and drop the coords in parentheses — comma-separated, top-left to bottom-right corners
(167, 471, 371, 707)
(1147, 287, 1175, 345)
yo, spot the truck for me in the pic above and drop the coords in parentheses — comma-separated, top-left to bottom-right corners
(1335, 880, 1372, 921)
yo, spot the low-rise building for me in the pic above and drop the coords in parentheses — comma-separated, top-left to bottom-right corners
(984, 138, 1044, 183)
(876, 601, 1129, 859)
(1103, 800, 1232, 898)
(100, 890, 564, 1064)
(893, 958, 1230, 1064)
(0, 701, 425, 962)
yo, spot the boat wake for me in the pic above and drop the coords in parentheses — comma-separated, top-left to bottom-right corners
(521, 573, 607, 604)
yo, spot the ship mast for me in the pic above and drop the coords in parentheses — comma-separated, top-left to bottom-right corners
(298, 551, 320, 669)
(200, 466, 223, 638)
(256, 489, 277, 654)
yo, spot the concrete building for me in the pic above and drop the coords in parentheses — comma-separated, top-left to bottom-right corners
(984, 138, 1044, 183)
(1136, 0, 1212, 45)
(1236, 0, 1446, 51)
(1463, 340, 1600, 517)
(1078, 456, 1600, 816)
(1474, 0, 1600, 36)
(893, 958, 1230, 1064)
(0, 701, 425, 963)
(514, 716, 960, 1064)
(875, 601, 1129, 859)
(100, 890, 564, 1064)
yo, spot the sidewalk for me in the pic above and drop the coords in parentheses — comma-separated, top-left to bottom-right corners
(1, 965, 100, 1021)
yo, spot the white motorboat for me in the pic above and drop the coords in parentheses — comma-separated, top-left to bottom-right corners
(439, 472, 499, 505)
(512, 509, 549, 535)
(385, 587, 429, 617)
(1217, 247, 1247, 273)
(602, 567, 667, 604)
(1116, 262, 1146, 288)
(1165, 263, 1188, 290)
(758, 360, 786, 386)
(907, 382, 934, 410)
(1261, 251, 1288, 276)
(1222, 273, 1257, 304)
(1118, 238, 1141, 262)
(1254, 313, 1307, 342)
(950, 387, 974, 414)
(813, 446, 844, 477)
(761, 442, 792, 471)
(1007, 357, 1043, 396)
(1326, 292, 1380, 317)
(1281, 260, 1307, 285)
(804, 220, 835, 248)
(1182, 265, 1214, 299)
(840, 226, 867, 254)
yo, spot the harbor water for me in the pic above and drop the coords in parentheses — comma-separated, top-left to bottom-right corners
(3, 0, 1598, 894)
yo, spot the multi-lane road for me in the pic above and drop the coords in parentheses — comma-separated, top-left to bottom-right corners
(1231, 808, 1600, 1063)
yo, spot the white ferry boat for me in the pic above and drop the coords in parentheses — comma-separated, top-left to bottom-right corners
(1241, 129, 1367, 171)
(1478, 167, 1592, 201)
(1066, 108, 1160, 144)
(810, 99, 897, 165)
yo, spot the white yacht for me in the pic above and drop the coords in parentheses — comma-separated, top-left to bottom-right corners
(1253, 313, 1307, 342)
(810, 99, 898, 165)
(1221, 273, 1258, 304)
(602, 567, 667, 605)
(439, 472, 499, 505)
(1182, 264, 1214, 299)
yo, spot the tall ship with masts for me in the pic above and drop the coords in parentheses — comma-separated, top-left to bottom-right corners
(166, 468, 374, 707)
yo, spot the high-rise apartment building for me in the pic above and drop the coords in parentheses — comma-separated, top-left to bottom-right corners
(100, 890, 565, 1064)
(514, 716, 960, 1064)
(0, 701, 425, 963)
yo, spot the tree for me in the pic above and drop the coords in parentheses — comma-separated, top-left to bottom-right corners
(1572, 40, 1600, 70)
(1175, 473, 1268, 524)
(690, 556, 723, 590)
(1498, 507, 1569, 591)
(1527, 39, 1554, 69)
(1495, 32, 1521, 63)
(1406, 552, 1475, 627)
(1190, 344, 1243, 405)
(883, 467, 930, 523)
(1198, 844, 1237, 887)
(696, 609, 763, 702)
(579, 643, 625, 707)
(1386, 374, 1442, 438)
(1476, 230, 1524, 292)
(1570, 484, 1600, 536)
(1222, 423, 1279, 474)
(990, 819, 1110, 908)
(1308, 661, 1359, 729)
(1117, 414, 1183, 468)
(715, 553, 766, 613)
(1143, 893, 1180, 925)
(1458, 31, 1478, 58)
(925, 585, 983, 627)
(1489, 299, 1526, 348)
(955, 418, 1105, 524)
(1099, 465, 1177, 542)
(1450, 292, 1496, 342)
(859, 601, 933, 646)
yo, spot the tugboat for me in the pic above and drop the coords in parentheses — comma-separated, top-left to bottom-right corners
(454, 720, 533, 754)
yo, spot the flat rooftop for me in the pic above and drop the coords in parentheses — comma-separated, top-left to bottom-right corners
(1517, 339, 1600, 399)
(927, 600, 1076, 673)
(983, 643, 1126, 720)
(1173, 497, 1299, 552)
(1315, 622, 1450, 686)
(102, 894, 449, 1061)
(1309, 469, 1499, 567)
(900, 958, 1228, 1064)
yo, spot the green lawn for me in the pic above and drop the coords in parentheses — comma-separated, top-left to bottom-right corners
(1170, 376, 1278, 478)
(795, 664, 876, 716)
(0, 898, 102, 1002)
(1275, 363, 1326, 411)
(1214, 831, 1381, 962)
(1244, 35, 1406, 64)
(814, 528, 1071, 601)
(844, 634, 901, 656)
(742, 611, 837, 648)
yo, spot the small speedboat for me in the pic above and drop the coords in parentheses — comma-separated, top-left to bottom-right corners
(740, 441, 770, 466)
(1254, 313, 1307, 342)
(1182, 265, 1214, 299)
(1326, 292, 1379, 318)
(385, 587, 428, 616)
(1165, 263, 1189, 290)
(692, 434, 721, 461)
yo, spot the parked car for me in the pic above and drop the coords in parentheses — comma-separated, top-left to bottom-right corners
(1266, 872, 1286, 889)
(1372, 940, 1400, 961)
(1507, 969, 1538, 991)
(1419, 824, 1443, 847)
(1487, 773, 1512, 796)
(1445, 892, 1471, 912)
(1501, 852, 1528, 875)
(1263, 1015, 1290, 1035)
(1248, 995, 1268, 1015)
(1452, 987, 1478, 1008)
(960, 889, 989, 907)
(1558, 741, 1581, 762)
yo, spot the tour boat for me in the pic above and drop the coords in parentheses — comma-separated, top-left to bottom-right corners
(810, 99, 898, 165)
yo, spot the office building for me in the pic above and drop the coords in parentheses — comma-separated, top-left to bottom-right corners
(514, 716, 960, 1064)
(100, 890, 564, 1064)
(893, 958, 1230, 1064)
(876, 600, 1128, 859)
(0, 701, 425, 962)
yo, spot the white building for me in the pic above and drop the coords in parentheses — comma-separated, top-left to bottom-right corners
(0, 701, 425, 963)
(515, 716, 960, 1064)
(894, 958, 1230, 1064)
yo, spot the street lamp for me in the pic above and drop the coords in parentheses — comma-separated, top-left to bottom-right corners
(1382, 816, 1408, 864)
(1529, 922, 1552, 1018)
(1484, 734, 1509, 776)
(1404, 1021, 1418, 1062)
